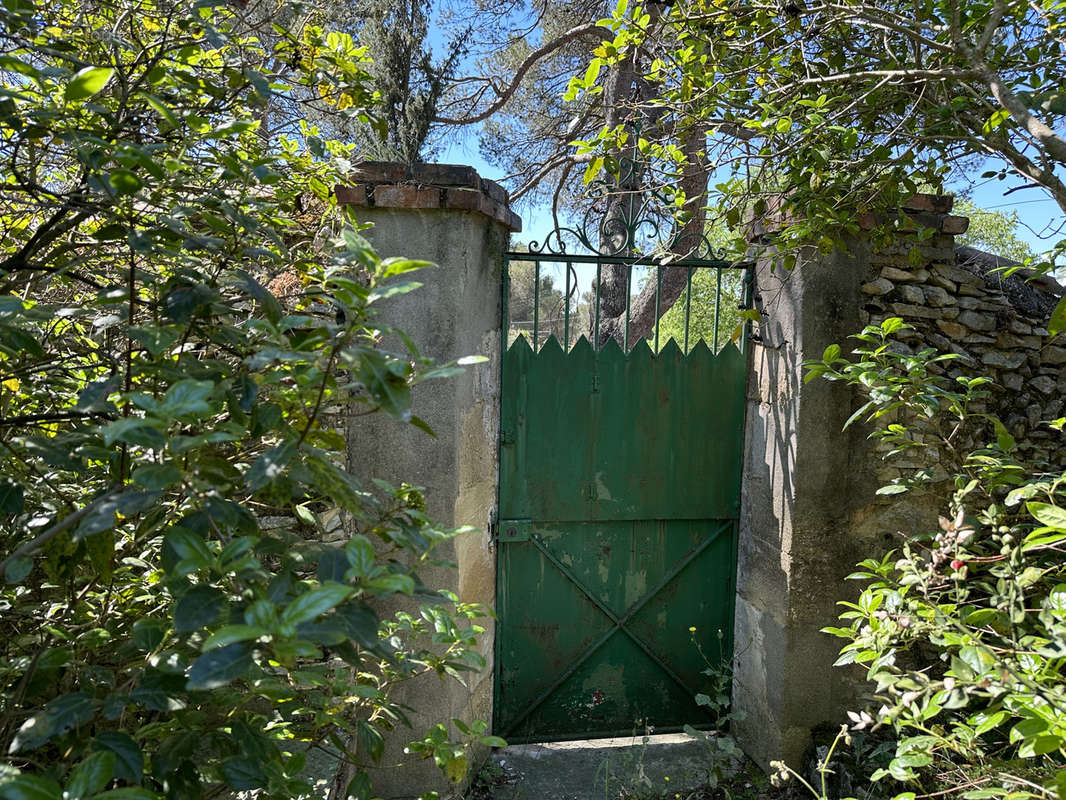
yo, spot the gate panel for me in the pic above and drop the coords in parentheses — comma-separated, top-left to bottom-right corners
(495, 331, 746, 742)
(499, 335, 745, 521)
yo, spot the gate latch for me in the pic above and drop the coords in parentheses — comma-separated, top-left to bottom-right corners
(498, 519, 532, 543)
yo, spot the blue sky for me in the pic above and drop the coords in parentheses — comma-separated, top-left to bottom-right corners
(440, 133, 1062, 259)
(423, 3, 1062, 260)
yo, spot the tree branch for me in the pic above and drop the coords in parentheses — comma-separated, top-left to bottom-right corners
(0, 411, 116, 427)
(435, 23, 612, 125)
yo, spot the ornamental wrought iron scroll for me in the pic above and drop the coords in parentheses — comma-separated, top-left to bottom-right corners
(524, 156, 727, 265)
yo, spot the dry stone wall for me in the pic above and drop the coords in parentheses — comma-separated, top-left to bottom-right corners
(856, 199, 1065, 470)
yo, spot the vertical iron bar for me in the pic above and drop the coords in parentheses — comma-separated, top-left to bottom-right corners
(624, 265, 632, 352)
(594, 262, 601, 351)
(502, 258, 511, 349)
(533, 262, 540, 351)
(654, 265, 662, 352)
(742, 267, 754, 354)
(564, 260, 571, 351)
(683, 266, 693, 353)
(713, 267, 722, 352)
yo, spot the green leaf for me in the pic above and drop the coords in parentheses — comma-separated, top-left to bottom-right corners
(221, 757, 266, 791)
(0, 478, 25, 514)
(991, 417, 1015, 452)
(982, 108, 1010, 135)
(318, 548, 348, 583)
(357, 720, 384, 763)
(367, 281, 422, 304)
(876, 484, 909, 496)
(822, 344, 840, 362)
(66, 751, 115, 799)
(354, 349, 411, 421)
(10, 692, 97, 753)
(201, 625, 266, 652)
(65, 66, 114, 101)
(235, 270, 283, 325)
(881, 317, 904, 334)
(160, 379, 214, 418)
(131, 618, 166, 652)
(0, 774, 62, 800)
(1029, 735, 1062, 755)
(344, 772, 372, 800)
(164, 527, 212, 563)
(101, 418, 166, 450)
(959, 645, 994, 676)
(365, 573, 415, 595)
(132, 464, 182, 491)
(106, 170, 142, 196)
(280, 582, 352, 626)
(380, 258, 434, 278)
(583, 57, 602, 87)
(93, 732, 143, 784)
(345, 535, 375, 578)
(4, 555, 32, 584)
(444, 754, 468, 783)
(1050, 294, 1066, 336)
(294, 504, 316, 526)
(174, 585, 226, 632)
(127, 325, 180, 357)
(1010, 717, 1047, 742)
(1028, 501, 1066, 531)
(186, 642, 253, 690)
(334, 603, 380, 649)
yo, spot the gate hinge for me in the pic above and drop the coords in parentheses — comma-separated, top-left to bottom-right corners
(500, 426, 516, 445)
(487, 508, 498, 547)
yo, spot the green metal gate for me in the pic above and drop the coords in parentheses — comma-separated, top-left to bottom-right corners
(494, 230, 750, 743)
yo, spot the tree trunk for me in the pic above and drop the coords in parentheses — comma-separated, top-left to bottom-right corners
(599, 122, 711, 346)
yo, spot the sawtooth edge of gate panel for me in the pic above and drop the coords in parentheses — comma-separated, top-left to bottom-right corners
(493, 244, 750, 742)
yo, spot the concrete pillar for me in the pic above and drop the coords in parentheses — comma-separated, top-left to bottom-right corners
(336, 163, 520, 799)
(732, 196, 967, 769)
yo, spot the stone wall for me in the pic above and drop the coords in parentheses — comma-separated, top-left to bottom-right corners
(857, 201, 1064, 468)
(734, 194, 1064, 771)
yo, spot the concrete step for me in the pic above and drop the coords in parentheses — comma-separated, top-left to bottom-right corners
(466, 732, 744, 800)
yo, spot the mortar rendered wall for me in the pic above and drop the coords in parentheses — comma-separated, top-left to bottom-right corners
(344, 206, 505, 800)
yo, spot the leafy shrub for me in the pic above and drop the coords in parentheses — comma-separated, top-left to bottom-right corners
(808, 319, 1066, 800)
(0, 2, 493, 798)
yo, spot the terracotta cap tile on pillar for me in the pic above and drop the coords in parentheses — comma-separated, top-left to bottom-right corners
(336, 161, 522, 232)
